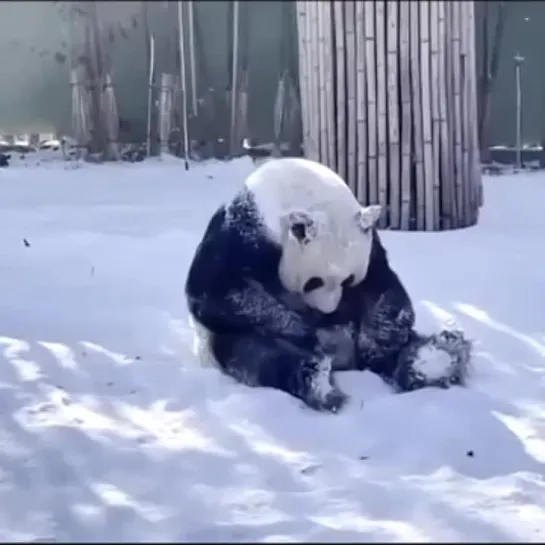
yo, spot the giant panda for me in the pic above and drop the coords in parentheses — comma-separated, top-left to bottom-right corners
(185, 157, 472, 412)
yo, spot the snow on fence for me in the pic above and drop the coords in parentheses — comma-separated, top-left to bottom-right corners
(296, 0, 483, 231)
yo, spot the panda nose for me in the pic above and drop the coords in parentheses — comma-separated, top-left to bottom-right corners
(324, 275, 341, 290)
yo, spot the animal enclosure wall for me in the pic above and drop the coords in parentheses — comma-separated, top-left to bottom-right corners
(0, 1, 289, 149)
(476, 1, 545, 148)
(296, 1, 483, 231)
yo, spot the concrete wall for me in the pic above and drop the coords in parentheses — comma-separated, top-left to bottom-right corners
(477, 1, 545, 146)
(0, 1, 289, 143)
(2, 1, 542, 148)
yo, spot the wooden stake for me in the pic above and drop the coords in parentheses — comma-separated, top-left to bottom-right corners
(158, 73, 174, 155)
(176, 1, 190, 169)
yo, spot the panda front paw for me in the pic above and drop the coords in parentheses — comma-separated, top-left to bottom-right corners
(393, 328, 473, 392)
(300, 356, 349, 413)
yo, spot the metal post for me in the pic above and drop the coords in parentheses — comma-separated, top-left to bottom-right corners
(514, 53, 524, 170)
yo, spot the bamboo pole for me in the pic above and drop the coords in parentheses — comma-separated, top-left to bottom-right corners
(364, 1, 378, 208)
(296, 2, 311, 160)
(460, 1, 472, 225)
(451, 3, 464, 227)
(309, 1, 320, 160)
(317, 4, 327, 163)
(420, 2, 436, 230)
(355, 1, 367, 204)
(430, 1, 442, 229)
(399, 0, 412, 230)
(323, 3, 336, 170)
(296, 0, 482, 231)
(467, 0, 483, 213)
(438, 1, 453, 229)
(334, 2, 347, 180)
(410, 3, 425, 231)
(386, 0, 400, 229)
(375, 1, 388, 229)
(445, 4, 456, 226)
(345, 2, 357, 195)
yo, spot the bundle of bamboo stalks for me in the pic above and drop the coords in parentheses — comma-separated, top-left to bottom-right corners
(296, 0, 482, 231)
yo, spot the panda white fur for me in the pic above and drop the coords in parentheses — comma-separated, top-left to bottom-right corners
(246, 158, 381, 314)
(185, 157, 472, 411)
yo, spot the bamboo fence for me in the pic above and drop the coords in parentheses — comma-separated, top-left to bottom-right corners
(296, 0, 482, 231)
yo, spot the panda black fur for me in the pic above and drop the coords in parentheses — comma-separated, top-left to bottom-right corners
(186, 184, 344, 411)
(185, 158, 471, 412)
(317, 229, 471, 391)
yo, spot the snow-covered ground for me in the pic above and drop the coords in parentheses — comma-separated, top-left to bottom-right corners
(0, 157, 544, 542)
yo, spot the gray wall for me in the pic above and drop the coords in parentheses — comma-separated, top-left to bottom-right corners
(478, 1, 545, 146)
(1, 1, 541, 148)
(0, 1, 288, 143)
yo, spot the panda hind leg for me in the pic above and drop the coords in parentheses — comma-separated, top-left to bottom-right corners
(210, 333, 348, 412)
(391, 329, 473, 393)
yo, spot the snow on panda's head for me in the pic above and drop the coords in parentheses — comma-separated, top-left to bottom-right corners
(245, 157, 381, 314)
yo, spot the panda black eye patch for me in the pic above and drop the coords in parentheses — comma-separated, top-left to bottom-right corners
(342, 274, 355, 288)
(291, 222, 307, 241)
(303, 276, 324, 293)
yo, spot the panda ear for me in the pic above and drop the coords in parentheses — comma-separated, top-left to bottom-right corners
(282, 210, 317, 244)
(356, 205, 382, 232)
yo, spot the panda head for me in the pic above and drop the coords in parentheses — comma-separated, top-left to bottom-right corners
(278, 203, 381, 314)
(245, 157, 382, 314)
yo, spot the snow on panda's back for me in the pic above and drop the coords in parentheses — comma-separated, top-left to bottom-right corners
(244, 157, 361, 243)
